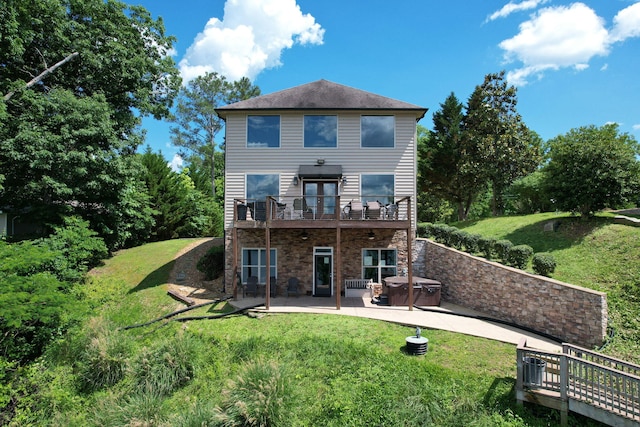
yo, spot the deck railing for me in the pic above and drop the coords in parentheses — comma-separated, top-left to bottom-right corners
(517, 338, 640, 426)
(233, 195, 411, 222)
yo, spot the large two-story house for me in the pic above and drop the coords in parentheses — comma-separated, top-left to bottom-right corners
(216, 80, 427, 309)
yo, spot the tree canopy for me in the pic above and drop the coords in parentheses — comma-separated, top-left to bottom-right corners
(0, 0, 181, 249)
(543, 124, 640, 216)
(170, 73, 260, 199)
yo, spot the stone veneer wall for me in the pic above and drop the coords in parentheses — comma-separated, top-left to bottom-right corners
(413, 238, 607, 348)
(225, 229, 408, 296)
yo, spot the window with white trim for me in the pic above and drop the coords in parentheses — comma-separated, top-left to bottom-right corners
(247, 115, 280, 148)
(242, 248, 277, 284)
(362, 249, 397, 283)
(304, 115, 337, 148)
(361, 115, 394, 148)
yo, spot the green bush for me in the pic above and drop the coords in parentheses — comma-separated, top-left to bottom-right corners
(532, 253, 557, 277)
(494, 240, 513, 262)
(196, 244, 224, 280)
(416, 223, 432, 238)
(131, 332, 200, 397)
(214, 359, 289, 427)
(76, 318, 132, 392)
(463, 233, 481, 254)
(507, 245, 534, 269)
(478, 237, 496, 259)
(450, 229, 468, 250)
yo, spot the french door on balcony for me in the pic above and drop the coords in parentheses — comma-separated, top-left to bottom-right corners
(303, 181, 338, 219)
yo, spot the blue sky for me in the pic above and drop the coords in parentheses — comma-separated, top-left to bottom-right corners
(133, 0, 640, 168)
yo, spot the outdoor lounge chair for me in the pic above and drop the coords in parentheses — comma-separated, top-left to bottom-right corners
(293, 198, 314, 219)
(344, 200, 364, 219)
(244, 276, 259, 297)
(365, 201, 382, 219)
(287, 277, 300, 297)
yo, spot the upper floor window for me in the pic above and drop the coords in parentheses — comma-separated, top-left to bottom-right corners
(248, 115, 280, 148)
(361, 115, 394, 148)
(304, 115, 337, 148)
(361, 174, 394, 205)
(247, 174, 279, 201)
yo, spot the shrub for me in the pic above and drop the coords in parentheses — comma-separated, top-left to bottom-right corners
(506, 245, 534, 269)
(416, 223, 432, 238)
(196, 244, 224, 280)
(463, 233, 481, 254)
(532, 253, 557, 277)
(494, 240, 513, 262)
(76, 318, 132, 392)
(131, 332, 200, 397)
(450, 229, 467, 250)
(478, 237, 495, 259)
(214, 359, 289, 427)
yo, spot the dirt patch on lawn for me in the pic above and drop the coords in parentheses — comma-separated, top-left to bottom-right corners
(167, 237, 229, 304)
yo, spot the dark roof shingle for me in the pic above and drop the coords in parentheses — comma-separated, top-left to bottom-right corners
(216, 79, 427, 119)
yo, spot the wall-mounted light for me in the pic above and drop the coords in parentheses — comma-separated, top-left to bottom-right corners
(293, 176, 299, 186)
(341, 176, 347, 186)
(301, 230, 309, 240)
(316, 159, 325, 165)
(368, 230, 375, 240)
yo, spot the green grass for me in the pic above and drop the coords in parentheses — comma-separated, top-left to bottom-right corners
(454, 212, 640, 362)
(10, 237, 605, 426)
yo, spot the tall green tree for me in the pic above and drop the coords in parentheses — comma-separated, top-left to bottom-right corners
(170, 73, 260, 199)
(0, 0, 180, 249)
(464, 71, 540, 216)
(418, 93, 487, 220)
(543, 124, 640, 216)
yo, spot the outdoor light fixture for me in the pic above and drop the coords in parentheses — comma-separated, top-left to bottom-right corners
(368, 230, 375, 240)
(341, 176, 347, 186)
(293, 176, 299, 186)
(316, 159, 325, 165)
(301, 230, 309, 240)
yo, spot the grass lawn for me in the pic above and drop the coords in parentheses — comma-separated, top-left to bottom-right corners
(14, 237, 603, 426)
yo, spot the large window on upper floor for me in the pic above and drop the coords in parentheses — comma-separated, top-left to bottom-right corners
(246, 174, 279, 201)
(248, 115, 280, 148)
(361, 174, 394, 205)
(304, 115, 337, 148)
(361, 115, 394, 148)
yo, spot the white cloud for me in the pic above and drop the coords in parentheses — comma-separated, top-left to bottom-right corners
(499, 3, 609, 85)
(633, 124, 640, 131)
(486, 0, 549, 22)
(168, 154, 184, 172)
(179, 0, 324, 83)
(609, 2, 640, 43)
(498, 2, 640, 85)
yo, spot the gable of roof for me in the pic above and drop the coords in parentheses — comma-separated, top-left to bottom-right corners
(216, 79, 427, 119)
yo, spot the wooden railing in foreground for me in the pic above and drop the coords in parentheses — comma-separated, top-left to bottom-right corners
(516, 338, 640, 426)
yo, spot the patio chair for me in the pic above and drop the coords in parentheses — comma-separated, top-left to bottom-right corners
(385, 203, 398, 220)
(287, 277, 300, 297)
(365, 201, 382, 219)
(344, 200, 364, 219)
(293, 198, 314, 219)
(244, 276, 259, 297)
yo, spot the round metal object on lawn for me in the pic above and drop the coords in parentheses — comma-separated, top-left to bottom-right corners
(406, 336, 428, 355)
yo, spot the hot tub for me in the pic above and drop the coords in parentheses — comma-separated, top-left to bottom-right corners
(383, 276, 441, 306)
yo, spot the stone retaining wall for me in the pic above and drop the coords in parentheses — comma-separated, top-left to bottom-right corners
(413, 239, 607, 348)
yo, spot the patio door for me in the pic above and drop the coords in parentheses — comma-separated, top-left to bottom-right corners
(303, 181, 338, 219)
(313, 247, 333, 297)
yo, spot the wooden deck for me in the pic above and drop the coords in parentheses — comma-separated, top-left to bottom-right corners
(516, 339, 640, 426)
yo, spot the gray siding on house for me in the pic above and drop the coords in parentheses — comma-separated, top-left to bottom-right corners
(224, 110, 418, 227)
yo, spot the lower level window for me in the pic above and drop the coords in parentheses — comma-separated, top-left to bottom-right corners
(242, 248, 277, 283)
(362, 249, 397, 283)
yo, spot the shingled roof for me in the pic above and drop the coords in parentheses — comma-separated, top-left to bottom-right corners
(216, 79, 427, 119)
